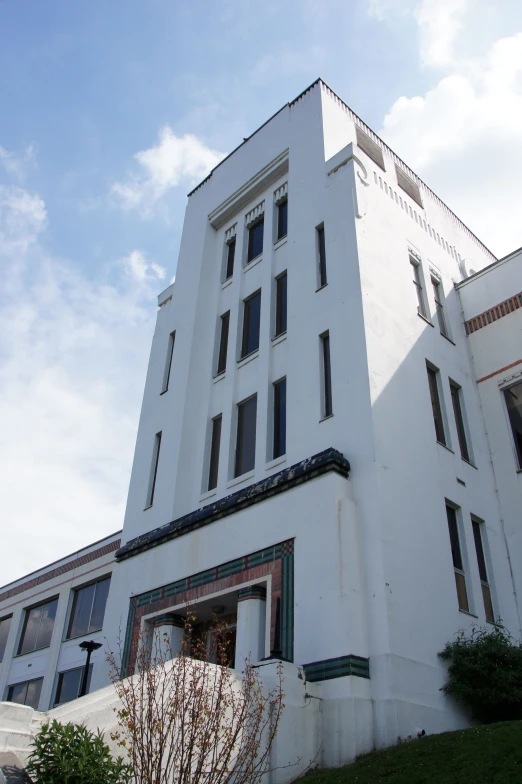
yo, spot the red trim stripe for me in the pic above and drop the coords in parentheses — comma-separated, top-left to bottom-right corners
(477, 358, 522, 384)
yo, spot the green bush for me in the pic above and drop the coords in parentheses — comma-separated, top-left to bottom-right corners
(439, 623, 522, 723)
(26, 719, 134, 784)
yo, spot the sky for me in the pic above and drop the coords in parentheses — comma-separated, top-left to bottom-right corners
(1, 0, 522, 584)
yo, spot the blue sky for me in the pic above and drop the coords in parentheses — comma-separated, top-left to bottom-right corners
(1, 0, 522, 583)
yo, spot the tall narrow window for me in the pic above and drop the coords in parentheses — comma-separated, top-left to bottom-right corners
(18, 598, 58, 655)
(241, 291, 261, 358)
(216, 312, 230, 375)
(472, 520, 495, 623)
(66, 577, 111, 639)
(7, 678, 43, 710)
(277, 199, 288, 241)
(161, 331, 176, 393)
(146, 432, 162, 508)
(275, 273, 287, 337)
(446, 504, 469, 612)
(208, 415, 222, 491)
(432, 277, 449, 337)
(504, 380, 522, 468)
(317, 225, 327, 288)
(450, 382, 470, 462)
(0, 615, 12, 661)
(411, 256, 428, 318)
(225, 238, 236, 280)
(427, 365, 446, 445)
(235, 395, 257, 477)
(321, 333, 333, 418)
(273, 378, 287, 459)
(247, 219, 264, 262)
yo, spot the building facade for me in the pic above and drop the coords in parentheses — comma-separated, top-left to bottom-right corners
(1, 80, 521, 767)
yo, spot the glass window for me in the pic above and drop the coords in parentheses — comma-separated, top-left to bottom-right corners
(0, 615, 12, 661)
(161, 331, 176, 393)
(472, 520, 495, 623)
(504, 381, 522, 468)
(67, 577, 111, 639)
(411, 256, 428, 318)
(432, 278, 449, 337)
(321, 333, 333, 418)
(18, 598, 58, 655)
(225, 238, 236, 280)
(146, 432, 162, 508)
(241, 291, 261, 358)
(208, 415, 222, 491)
(7, 678, 43, 710)
(235, 395, 257, 477)
(317, 226, 327, 287)
(277, 200, 288, 241)
(54, 665, 92, 706)
(247, 219, 264, 262)
(446, 505, 469, 612)
(273, 378, 287, 459)
(427, 365, 446, 445)
(450, 383, 470, 461)
(275, 273, 287, 337)
(217, 312, 230, 375)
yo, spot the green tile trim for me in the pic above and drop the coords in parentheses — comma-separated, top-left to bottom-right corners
(303, 654, 370, 683)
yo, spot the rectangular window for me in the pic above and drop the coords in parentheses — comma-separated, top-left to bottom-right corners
(321, 333, 333, 418)
(208, 415, 222, 491)
(247, 219, 264, 262)
(241, 291, 261, 358)
(504, 381, 522, 468)
(7, 678, 43, 710)
(54, 665, 93, 706)
(235, 395, 257, 477)
(411, 256, 428, 318)
(273, 378, 287, 459)
(276, 199, 288, 241)
(427, 365, 446, 445)
(432, 278, 449, 337)
(446, 504, 469, 612)
(146, 432, 162, 508)
(225, 238, 236, 280)
(0, 615, 12, 661)
(66, 576, 111, 640)
(216, 312, 230, 375)
(18, 598, 58, 656)
(161, 331, 176, 393)
(472, 520, 495, 623)
(317, 225, 327, 288)
(275, 272, 287, 337)
(450, 383, 470, 462)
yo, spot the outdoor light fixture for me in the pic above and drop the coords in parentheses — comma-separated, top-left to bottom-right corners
(78, 640, 102, 698)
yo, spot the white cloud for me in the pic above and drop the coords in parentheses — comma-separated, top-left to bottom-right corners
(112, 126, 225, 217)
(0, 143, 36, 181)
(415, 0, 470, 69)
(0, 184, 160, 584)
(249, 46, 326, 86)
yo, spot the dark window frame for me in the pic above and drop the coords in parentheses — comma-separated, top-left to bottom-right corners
(247, 218, 264, 263)
(0, 615, 12, 662)
(317, 225, 327, 288)
(275, 272, 287, 338)
(503, 381, 522, 469)
(273, 378, 287, 460)
(450, 382, 470, 462)
(208, 415, 222, 491)
(146, 432, 162, 508)
(427, 364, 446, 445)
(54, 664, 93, 706)
(225, 237, 236, 280)
(7, 677, 43, 710)
(66, 575, 111, 640)
(472, 518, 495, 623)
(446, 503, 469, 612)
(321, 332, 333, 419)
(432, 277, 449, 337)
(17, 597, 59, 656)
(161, 331, 176, 394)
(235, 395, 257, 478)
(241, 290, 261, 359)
(411, 256, 428, 319)
(216, 312, 230, 375)
(276, 199, 288, 242)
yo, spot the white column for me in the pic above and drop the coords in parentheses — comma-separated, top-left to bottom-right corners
(152, 614, 185, 661)
(235, 586, 266, 668)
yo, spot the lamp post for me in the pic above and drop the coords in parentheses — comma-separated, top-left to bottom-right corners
(78, 640, 102, 698)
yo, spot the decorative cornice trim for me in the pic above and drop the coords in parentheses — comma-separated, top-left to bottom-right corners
(477, 358, 522, 384)
(303, 654, 370, 682)
(116, 448, 350, 562)
(465, 291, 522, 335)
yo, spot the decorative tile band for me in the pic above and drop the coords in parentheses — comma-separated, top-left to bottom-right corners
(245, 201, 265, 227)
(303, 655, 370, 683)
(225, 224, 237, 242)
(238, 586, 267, 601)
(465, 291, 522, 335)
(274, 182, 288, 204)
(121, 539, 294, 676)
(116, 448, 350, 562)
(153, 613, 185, 628)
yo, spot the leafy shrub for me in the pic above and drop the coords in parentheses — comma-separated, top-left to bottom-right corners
(439, 623, 522, 723)
(26, 719, 134, 784)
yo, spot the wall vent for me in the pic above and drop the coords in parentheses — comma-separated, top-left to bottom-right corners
(395, 165, 423, 209)
(355, 126, 385, 171)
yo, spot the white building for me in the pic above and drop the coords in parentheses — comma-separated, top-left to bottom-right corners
(1, 79, 521, 768)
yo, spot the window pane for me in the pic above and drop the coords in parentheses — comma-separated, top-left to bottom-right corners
(472, 521, 488, 584)
(427, 366, 446, 444)
(247, 219, 264, 262)
(411, 259, 427, 318)
(217, 313, 229, 374)
(322, 334, 333, 417)
(161, 332, 175, 393)
(451, 384, 470, 461)
(277, 200, 288, 240)
(504, 381, 522, 468)
(318, 227, 327, 287)
(36, 598, 58, 649)
(235, 396, 257, 477)
(8, 682, 27, 705)
(432, 279, 448, 336)
(54, 666, 92, 706)
(275, 274, 287, 336)
(0, 616, 12, 661)
(482, 584, 495, 623)
(208, 415, 222, 491)
(446, 505, 463, 571)
(68, 583, 95, 638)
(273, 379, 287, 459)
(147, 432, 162, 507)
(454, 571, 469, 612)
(19, 605, 43, 655)
(226, 238, 235, 279)
(89, 578, 111, 633)
(8, 678, 43, 709)
(241, 292, 261, 357)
